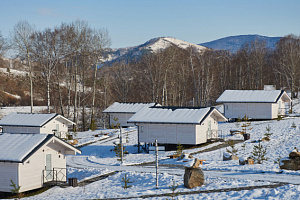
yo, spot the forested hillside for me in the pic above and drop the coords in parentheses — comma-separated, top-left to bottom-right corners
(0, 21, 300, 131)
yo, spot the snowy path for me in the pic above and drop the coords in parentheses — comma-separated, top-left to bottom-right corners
(68, 155, 300, 185)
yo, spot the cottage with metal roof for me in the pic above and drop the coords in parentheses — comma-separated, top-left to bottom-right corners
(0, 112, 75, 138)
(216, 90, 291, 119)
(128, 107, 227, 151)
(102, 102, 159, 127)
(0, 133, 81, 193)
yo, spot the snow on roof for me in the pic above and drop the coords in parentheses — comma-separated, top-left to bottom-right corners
(103, 102, 158, 113)
(216, 90, 289, 103)
(0, 133, 48, 162)
(0, 112, 63, 127)
(128, 107, 220, 124)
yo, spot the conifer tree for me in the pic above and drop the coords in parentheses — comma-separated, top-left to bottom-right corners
(121, 174, 132, 189)
(251, 140, 268, 164)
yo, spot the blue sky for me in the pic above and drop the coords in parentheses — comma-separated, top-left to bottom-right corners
(0, 0, 299, 48)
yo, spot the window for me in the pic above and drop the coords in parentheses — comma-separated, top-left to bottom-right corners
(140, 125, 144, 132)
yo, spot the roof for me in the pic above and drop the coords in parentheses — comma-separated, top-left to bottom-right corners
(216, 90, 291, 103)
(0, 133, 81, 163)
(0, 112, 75, 127)
(102, 102, 159, 113)
(127, 107, 227, 124)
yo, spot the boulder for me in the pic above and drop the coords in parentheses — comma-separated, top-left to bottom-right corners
(289, 151, 300, 158)
(239, 157, 246, 165)
(280, 157, 300, 170)
(184, 166, 205, 189)
(232, 155, 239, 160)
(223, 152, 231, 161)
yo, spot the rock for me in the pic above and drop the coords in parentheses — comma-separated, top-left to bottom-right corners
(223, 152, 231, 161)
(184, 166, 205, 189)
(289, 152, 300, 158)
(280, 157, 300, 170)
(192, 158, 201, 168)
(188, 154, 194, 158)
(239, 157, 246, 165)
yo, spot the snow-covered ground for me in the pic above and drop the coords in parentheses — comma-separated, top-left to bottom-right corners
(1, 103, 300, 199)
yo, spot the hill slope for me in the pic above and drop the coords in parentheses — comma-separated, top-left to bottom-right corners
(200, 35, 281, 53)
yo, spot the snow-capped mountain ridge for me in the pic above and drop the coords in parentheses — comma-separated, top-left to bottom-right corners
(106, 37, 207, 63)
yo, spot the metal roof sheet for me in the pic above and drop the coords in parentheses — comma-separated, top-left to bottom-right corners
(216, 90, 284, 103)
(103, 102, 158, 113)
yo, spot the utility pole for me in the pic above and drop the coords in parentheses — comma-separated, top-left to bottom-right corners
(155, 139, 158, 189)
(120, 127, 123, 165)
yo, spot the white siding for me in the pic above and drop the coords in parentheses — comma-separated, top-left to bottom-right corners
(42, 118, 69, 134)
(149, 124, 167, 143)
(110, 113, 134, 127)
(18, 142, 67, 192)
(177, 125, 195, 144)
(0, 163, 18, 192)
(223, 102, 274, 119)
(166, 125, 177, 143)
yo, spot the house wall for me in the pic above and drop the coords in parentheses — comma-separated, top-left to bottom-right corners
(109, 113, 134, 127)
(0, 162, 18, 192)
(224, 103, 274, 119)
(42, 118, 69, 134)
(2, 118, 69, 135)
(18, 142, 67, 193)
(138, 123, 198, 145)
(2, 126, 40, 134)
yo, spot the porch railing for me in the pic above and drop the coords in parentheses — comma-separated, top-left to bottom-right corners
(207, 129, 223, 140)
(53, 131, 68, 139)
(42, 168, 67, 185)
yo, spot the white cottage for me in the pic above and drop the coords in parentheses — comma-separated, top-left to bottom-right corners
(103, 102, 159, 127)
(0, 113, 75, 138)
(216, 90, 292, 119)
(127, 107, 227, 149)
(0, 133, 81, 193)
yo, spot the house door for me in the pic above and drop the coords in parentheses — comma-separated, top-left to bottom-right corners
(45, 154, 53, 181)
(208, 120, 212, 139)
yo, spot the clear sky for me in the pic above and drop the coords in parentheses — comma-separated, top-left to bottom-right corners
(0, 0, 299, 48)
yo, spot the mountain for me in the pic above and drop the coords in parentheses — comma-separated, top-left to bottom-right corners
(199, 35, 281, 53)
(105, 37, 207, 64)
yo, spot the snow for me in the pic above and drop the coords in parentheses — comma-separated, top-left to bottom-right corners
(0, 112, 57, 127)
(0, 106, 47, 119)
(0, 133, 48, 162)
(128, 107, 226, 124)
(148, 37, 207, 53)
(103, 102, 158, 113)
(1, 101, 300, 199)
(216, 90, 289, 103)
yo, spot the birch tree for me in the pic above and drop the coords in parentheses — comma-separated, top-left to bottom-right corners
(11, 21, 35, 113)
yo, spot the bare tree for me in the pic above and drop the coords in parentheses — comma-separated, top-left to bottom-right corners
(11, 21, 35, 112)
(0, 31, 9, 57)
(31, 28, 62, 113)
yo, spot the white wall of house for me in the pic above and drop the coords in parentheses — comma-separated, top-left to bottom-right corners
(0, 141, 69, 193)
(2, 118, 70, 135)
(137, 117, 219, 145)
(110, 113, 135, 127)
(18, 141, 68, 192)
(0, 162, 18, 192)
(2, 126, 40, 134)
(42, 118, 69, 134)
(224, 102, 274, 119)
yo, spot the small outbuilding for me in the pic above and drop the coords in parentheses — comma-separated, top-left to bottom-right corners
(127, 107, 227, 150)
(0, 133, 81, 193)
(0, 113, 75, 138)
(216, 90, 292, 119)
(102, 102, 159, 127)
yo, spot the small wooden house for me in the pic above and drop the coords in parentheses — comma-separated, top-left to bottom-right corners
(127, 107, 227, 149)
(216, 90, 292, 119)
(103, 102, 159, 127)
(0, 133, 81, 193)
(0, 113, 75, 138)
